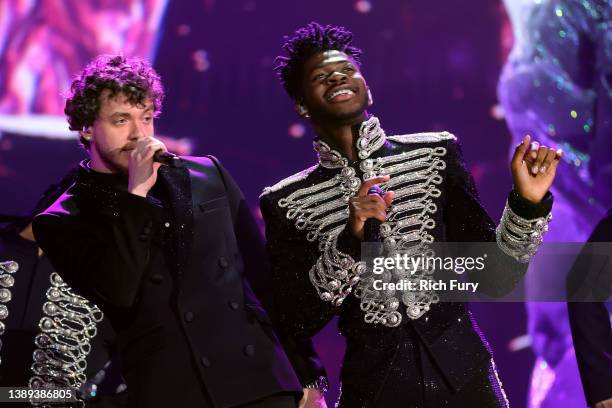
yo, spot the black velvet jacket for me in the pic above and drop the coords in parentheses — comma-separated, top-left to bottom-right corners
(260, 119, 552, 406)
(33, 157, 324, 408)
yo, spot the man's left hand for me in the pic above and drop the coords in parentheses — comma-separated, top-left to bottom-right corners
(511, 135, 563, 203)
(299, 388, 327, 408)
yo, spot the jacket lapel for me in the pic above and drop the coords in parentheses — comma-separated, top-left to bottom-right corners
(158, 165, 194, 275)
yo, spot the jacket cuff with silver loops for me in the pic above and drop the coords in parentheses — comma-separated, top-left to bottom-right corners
(496, 189, 553, 263)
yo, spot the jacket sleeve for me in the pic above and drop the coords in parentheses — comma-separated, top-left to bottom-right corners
(209, 156, 327, 386)
(259, 191, 338, 340)
(33, 189, 163, 309)
(443, 138, 553, 296)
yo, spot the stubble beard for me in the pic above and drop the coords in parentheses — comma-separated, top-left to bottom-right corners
(94, 144, 129, 175)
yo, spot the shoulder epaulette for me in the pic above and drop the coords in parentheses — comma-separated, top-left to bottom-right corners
(260, 164, 319, 197)
(387, 131, 457, 144)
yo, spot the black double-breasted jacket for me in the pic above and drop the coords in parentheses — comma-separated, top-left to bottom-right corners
(33, 156, 324, 407)
(260, 117, 553, 406)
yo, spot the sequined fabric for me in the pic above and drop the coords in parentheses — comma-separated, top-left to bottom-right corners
(261, 118, 552, 406)
(499, 0, 612, 236)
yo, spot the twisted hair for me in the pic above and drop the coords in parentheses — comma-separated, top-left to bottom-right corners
(275, 22, 362, 99)
(65, 55, 164, 148)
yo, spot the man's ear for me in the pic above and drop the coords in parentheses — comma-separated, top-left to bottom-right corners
(294, 101, 310, 119)
(80, 127, 93, 141)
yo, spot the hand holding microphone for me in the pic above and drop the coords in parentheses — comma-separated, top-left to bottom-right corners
(128, 137, 169, 197)
(364, 185, 385, 242)
(153, 150, 180, 167)
(348, 175, 394, 241)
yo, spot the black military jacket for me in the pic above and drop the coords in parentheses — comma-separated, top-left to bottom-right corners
(260, 117, 552, 406)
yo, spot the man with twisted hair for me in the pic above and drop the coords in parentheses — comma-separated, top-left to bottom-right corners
(260, 22, 563, 407)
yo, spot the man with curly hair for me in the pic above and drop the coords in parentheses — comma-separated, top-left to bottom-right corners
(260, 22, 563, 407)
(32, 55, 326, 407)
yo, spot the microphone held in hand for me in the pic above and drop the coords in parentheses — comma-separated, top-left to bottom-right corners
(154, 150, 181, 168)
(364, 185, 384, 242)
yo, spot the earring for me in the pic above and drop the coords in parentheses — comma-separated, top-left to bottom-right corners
(81, 128, 92, 141)
(367, 88, 374, 106)
(299, 105, 310, 119)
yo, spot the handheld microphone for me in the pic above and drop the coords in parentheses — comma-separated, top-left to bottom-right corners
(364, 185, 384, 242)
(154, 150, 181, 168)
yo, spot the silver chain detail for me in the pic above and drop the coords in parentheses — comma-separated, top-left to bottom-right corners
(279, 166, 361, 244)
(314, 116, 387, 168)
(496, 201, 552, 263)
(355, 147, 447, 325)
(308, 232, 367, 307)
(356, 116, 387, 160)
(0, 261, 18, 366)
(277, 118, 452, 326)
(29, 272, 103, 406)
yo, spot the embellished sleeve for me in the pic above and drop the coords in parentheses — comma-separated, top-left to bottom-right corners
(259, 193, 339, 339)
(443, 139, 553, 296)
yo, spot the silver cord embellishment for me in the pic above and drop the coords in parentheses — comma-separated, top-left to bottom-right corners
(496, 201, 552, 263)
(29, 272, 103, 406)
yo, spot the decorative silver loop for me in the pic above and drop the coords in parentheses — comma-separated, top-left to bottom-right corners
(496, 201, 552, 263)
(0, 274, 15, 288)
(0, 261, 18, 274)
(356, 117, 387, 160)
(0, 259, 16, 364)
(309, 232, 366, 307)
(0, 289, 11, 303)
(277, 122, 454, 326)
(313, 140, 349, 169)
(29, 272, 103, 403)
(0, 304, 8, 319)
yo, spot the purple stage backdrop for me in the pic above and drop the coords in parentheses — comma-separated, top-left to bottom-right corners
(0, 1, 576, 406)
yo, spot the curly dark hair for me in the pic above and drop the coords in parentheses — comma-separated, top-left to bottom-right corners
(275, 22, 363, 100)
(65, 55, 164, 148)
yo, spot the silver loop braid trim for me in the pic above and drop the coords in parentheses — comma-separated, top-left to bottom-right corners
(496, 201, 552, 263)
(29, 272, 103, 406)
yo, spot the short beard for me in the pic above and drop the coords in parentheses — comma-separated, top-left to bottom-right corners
(93, 144, 129, 175)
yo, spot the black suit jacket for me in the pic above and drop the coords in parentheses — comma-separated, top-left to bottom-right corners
(33, 157, 322, 408)
(567, 210, 612, 407)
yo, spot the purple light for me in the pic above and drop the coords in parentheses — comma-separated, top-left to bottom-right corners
(192, 50, 210, 72)
(288, 123, 306, 138)
(354, 0, 372, 14)
(177, 24, 191, 36)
